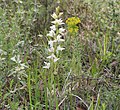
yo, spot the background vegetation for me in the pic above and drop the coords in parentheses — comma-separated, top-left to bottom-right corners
(0, 0, 120, 110)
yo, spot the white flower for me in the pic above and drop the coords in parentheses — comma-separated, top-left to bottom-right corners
(15, 66, 23, 72)
(47, 30, 55, 37)
(51, 12, 58, 19)
(48, 40, 54, 48)
(50, 25, 56, 31)
(51, 19, 64, 25)
(11, 56, 16, 62)
(53, 57, 59, 62)
(58, 12, 63, 17)
(59, 28, 65, 35)
(48, 47, 54, 53)
(56, 45, 65, 53)
(43, 8, 65, 67)
(47, 53, 59, 62)
(43, 62, 50, 69)
(38, 34, 43, 37)
(11, 55, 21, 64)
(47, 53, 55, 59)
(55, 34, 65, 42)
(20, 63, 29, 68)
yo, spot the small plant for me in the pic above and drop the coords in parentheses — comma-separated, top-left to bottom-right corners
(66, 17, 80, 35)
(43, 6, 65, 69)
(42, 6, 66, 110)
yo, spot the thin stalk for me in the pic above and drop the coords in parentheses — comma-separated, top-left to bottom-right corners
(28, 69, 32, 110)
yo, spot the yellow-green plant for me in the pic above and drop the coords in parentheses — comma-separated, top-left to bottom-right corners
(66, 17, 80, 35)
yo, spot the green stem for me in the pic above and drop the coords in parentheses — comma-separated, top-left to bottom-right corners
(28, 69, 32, 110)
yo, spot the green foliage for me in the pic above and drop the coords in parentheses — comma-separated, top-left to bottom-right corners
(0, 0, 120, 110)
